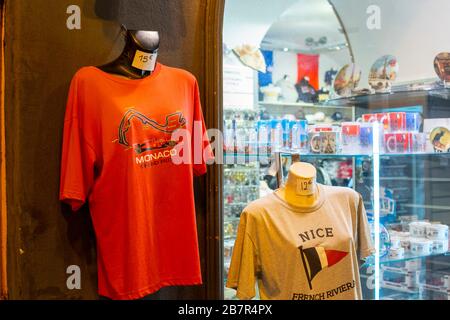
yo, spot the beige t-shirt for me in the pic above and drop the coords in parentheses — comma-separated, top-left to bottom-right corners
(226, 184, 374, 300)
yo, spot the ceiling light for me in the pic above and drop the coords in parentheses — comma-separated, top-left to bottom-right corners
(283, 48, 289, 52)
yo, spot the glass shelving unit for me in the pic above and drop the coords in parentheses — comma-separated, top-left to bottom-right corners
(223, 87, 450, 300)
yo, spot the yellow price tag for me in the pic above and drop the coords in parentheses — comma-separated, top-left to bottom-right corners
(132, 49, 157, 71)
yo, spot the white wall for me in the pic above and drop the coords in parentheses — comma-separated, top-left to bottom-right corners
(331, 0, 450, 85)
(223, 0, 298, 48)
(272, 51, 298, 85)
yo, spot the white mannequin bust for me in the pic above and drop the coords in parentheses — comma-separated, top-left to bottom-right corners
(275, 162, 320, 207)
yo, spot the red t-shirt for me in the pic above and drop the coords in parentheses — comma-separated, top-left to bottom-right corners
(59, 63, 211, 300)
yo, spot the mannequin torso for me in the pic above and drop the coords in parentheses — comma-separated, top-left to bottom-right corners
(98, 29, 160, 79)
(275, 162, 320, 207)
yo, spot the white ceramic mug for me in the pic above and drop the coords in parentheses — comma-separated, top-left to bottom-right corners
(426, 224, 449, 240)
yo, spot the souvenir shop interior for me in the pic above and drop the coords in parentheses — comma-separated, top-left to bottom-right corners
(222, 0, 450, 300)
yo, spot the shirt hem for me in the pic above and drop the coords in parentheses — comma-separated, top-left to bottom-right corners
(225, 281, 254, 300)
(193, 166, 207, 177)
(99, 277, 203, 300)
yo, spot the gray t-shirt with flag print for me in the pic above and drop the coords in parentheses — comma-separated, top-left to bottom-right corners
(226, 184, 375, 300)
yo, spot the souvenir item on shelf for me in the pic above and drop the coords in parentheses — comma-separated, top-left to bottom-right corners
(309, 130, 340, 154)
(412, 132, 427, 153)
(333, 63, 361, 97)
(368, 55, 399, 92)
(409, 221, 431, 238)
(281, 119, 290, 150)
(233, 44, 266, 73)
(432, 239, 449, 253)
(390, 236, 401, 249)
(380, 270, 417, 292)
(362, 112, 420, 134)
(257, 120, 271, 154)
(324, 68, 338, 88)
(388, 112, 407, 132)
(434, 52, 450, 83)
(389, 247, 405, 259)
(270, 119, 283, 151)
(352, 88, 374, 95)
(364, 187, 396, 223)
(376, 113, 390, 131)
(430, 127, 450, 152)
(399, 237, 411, 252)
(260, 84, 281, 103)
(289, 120, 308, 152)
(275, 75, 299, 102)
(295, 77, 318, 103)
(410, 238, 433, 256)
(331, 111, 344, 122)
(305, 111, 326, 123)
(425, 224, 449, 240)
(310, 124, 334, 132)
(359, 123, 374, 153)
(406, 112, 422, 132)
(369, 221, 390, 258)
(384, 132, 413, 153)
(418, 271, 450, 295)
(341, 122, 361, 154)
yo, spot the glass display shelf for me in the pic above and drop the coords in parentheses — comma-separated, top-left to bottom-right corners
(364, 250, 450, 266)
(420, 284, 450, 295)
(223, 151, 450, 159)
(259, 100, 352, 110)
(380, 283, 419, 294)
(278, 151, 450, 158)
(324, 87, 450, 108)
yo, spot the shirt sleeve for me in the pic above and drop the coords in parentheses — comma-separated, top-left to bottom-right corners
(356, 193, 375, 259)
(191, 79, 214, 176)
(59, 74, 97, 211)
(226, 211, 258, 300)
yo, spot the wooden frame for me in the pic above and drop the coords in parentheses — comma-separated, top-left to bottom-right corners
(204, 0, 224, 299)
(0, 0, 225, 300)
(0, 0, 7, 300)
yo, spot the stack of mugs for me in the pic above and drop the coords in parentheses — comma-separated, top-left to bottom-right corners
(361, 112, 427, 154)
(389, 221, 449, 259)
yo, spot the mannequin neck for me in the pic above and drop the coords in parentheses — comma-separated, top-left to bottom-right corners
(276, 163, 320, 208)
(98, 30, 160, 79)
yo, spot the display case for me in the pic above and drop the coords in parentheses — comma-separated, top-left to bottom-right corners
(332, 88, 450, 301)
(222, 0, 450, 301)
(222, 87, 450, 300)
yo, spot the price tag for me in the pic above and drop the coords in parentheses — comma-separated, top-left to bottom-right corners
(296, 177, 315, 196)
(132, 49, 158, 71)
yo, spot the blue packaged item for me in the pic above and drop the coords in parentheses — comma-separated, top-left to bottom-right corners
(270, 119, 283, 151)
(298, 120, 308, 152)
(281, 119, 290, 149)
(406, 112, 421, 132)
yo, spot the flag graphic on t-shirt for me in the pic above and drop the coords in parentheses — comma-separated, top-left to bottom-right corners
(299, 246, 348, 290)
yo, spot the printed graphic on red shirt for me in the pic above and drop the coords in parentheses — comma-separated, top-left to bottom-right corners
(115, 108, 187, 168)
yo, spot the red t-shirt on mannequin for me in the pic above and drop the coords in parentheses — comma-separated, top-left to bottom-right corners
(60, 63, 212, 300)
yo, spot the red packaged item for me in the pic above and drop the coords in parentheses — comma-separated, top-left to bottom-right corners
(388, 112, 406, 132)
(384, 132, 412, 153)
